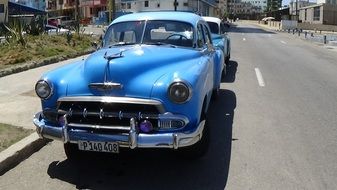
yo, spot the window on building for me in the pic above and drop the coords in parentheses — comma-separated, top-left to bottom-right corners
(59, 0, 63, 5)
(313, 7, 320, 21)
(127, 2, 131, 9)
(0, 4, 4, 13)
(144, 1, 149, 7)
(183, 2, 188, 6)
(304, 9, 307, 20)
(121, 3, 126, 9)
(157, 3, 160, 7)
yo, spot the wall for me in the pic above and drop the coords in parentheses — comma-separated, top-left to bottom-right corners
(0, 0, 8, 23)
(323, 4, 337, 25)
(280, 20, 298, 29)
(298, 22, 337, 31)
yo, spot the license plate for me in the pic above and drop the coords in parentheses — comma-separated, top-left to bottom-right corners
(78, 141, 119, 153)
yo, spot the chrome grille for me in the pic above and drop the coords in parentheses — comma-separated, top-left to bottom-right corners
(57, 97, 162, 132)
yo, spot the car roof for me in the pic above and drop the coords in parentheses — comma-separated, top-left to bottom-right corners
(111, 11, 202, 27)
(202, 16, 221, 25)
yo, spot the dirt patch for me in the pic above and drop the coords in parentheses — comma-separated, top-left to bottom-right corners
(0, 123, 33, 152)
(20, 89, 37, 97)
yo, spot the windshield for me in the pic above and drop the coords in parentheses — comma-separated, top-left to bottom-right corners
(103, 20, 194, 48)
(207, 21, 219, 34)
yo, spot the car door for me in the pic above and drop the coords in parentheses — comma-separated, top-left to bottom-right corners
(202, 23, 222, 91)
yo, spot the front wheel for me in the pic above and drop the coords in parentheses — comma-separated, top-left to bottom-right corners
(178, 119, 210, 159)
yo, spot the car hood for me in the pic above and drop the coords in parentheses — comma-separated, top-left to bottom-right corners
(67, 45, 199, 98)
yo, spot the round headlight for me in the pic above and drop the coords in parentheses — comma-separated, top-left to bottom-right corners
(35, 80, 52, 99)
(168, 82, 191, 104)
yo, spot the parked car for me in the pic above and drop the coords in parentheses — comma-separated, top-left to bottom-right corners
(45, 25, 70, 35)
(48, 16, 75, 29)
(203, 16, 231, 74)
(33, 11, 225, 159)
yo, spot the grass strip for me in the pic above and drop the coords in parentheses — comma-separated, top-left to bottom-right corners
(0, 123, 33, 152)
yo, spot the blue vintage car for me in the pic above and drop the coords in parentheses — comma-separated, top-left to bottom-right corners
(33, 11, 225, 159)
(203, 16, 231, 74)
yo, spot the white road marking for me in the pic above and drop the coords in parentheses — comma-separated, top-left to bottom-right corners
(255, 68, 265, 87)
(243, 38, 246, 41)
(281, 40, 286, 44)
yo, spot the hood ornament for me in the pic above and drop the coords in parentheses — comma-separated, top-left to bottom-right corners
(88, 51, 124, 91)
(103, 50, 124, 60)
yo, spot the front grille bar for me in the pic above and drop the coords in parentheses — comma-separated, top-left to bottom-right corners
(58, 109, 159, 120)
(68, 123, 130, 131)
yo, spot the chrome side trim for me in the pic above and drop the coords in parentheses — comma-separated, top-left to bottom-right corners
(57, 96, 165, 113)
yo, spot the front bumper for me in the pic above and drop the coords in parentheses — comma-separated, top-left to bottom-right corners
(33, 112, 204, 149)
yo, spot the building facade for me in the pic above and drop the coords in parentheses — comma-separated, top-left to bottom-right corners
(266, 0, 281, 11)
(241, 0, 267, 12)
(118, 0, 218, 16)
(0, 0, 8, 23)
(289, 0, 315, 16)
(299, 3, 337, 25)
(10, 0, 45, 10)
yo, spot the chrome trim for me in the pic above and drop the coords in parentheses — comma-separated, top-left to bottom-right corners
(33, 112, 204, 149)
(58, 109, 160, 120)
(57, 96, 165, 113)
(68, 123, 130, 131)
(89, 82, 123, 90)
(62, 115, 69, 143)
(129, 118, 137, 149)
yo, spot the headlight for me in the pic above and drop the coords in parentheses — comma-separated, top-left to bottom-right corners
(168, 81, 192, 104)
(35, 80, 52, 99)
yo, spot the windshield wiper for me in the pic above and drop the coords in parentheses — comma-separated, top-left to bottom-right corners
(145, 42, 176, 48)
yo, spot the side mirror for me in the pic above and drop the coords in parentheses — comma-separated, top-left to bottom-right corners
(92, 42, 99, 50)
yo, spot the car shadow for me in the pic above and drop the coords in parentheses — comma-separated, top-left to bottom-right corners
(222, 60, 238, 83)
(47, 90, 236, 190)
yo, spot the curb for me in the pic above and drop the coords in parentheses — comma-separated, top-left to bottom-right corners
(0, 49, 95, 78)
(0, 133, 51, 176)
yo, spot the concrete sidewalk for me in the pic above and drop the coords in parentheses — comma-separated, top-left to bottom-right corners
(0, 55, 89, 175)
(239, 20, 337, 47)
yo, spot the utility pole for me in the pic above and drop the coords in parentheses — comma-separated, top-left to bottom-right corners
(75, 0, 80, 34)
(108, 0, 115, 23)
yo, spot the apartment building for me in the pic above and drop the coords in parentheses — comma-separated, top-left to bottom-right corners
(0, 0, 8, 23)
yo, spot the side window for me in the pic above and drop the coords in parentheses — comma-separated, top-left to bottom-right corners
(197, 24, 205, 48)
(202, 24, 212, 45)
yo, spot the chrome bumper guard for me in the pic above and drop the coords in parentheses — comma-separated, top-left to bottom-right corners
(33, 112, 204, 149)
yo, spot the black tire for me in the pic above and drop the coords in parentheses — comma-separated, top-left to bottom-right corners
(179, 119, 210, 159)
(225, 55, 230, 65)
(64, 143, 82, 161)
(211, 85, 220, 100)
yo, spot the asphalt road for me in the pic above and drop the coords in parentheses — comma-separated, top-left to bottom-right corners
(1, 22, 337, 190)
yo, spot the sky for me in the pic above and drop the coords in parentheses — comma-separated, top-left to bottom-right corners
(282, 0, 317, 6)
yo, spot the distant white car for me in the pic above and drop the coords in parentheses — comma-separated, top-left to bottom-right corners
(45, 25, 70, 35)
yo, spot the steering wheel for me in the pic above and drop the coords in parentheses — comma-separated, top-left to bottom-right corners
(165, 34, 188, 41)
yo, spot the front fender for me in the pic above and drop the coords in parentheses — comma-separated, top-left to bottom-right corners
(151, 56, 214, 131)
